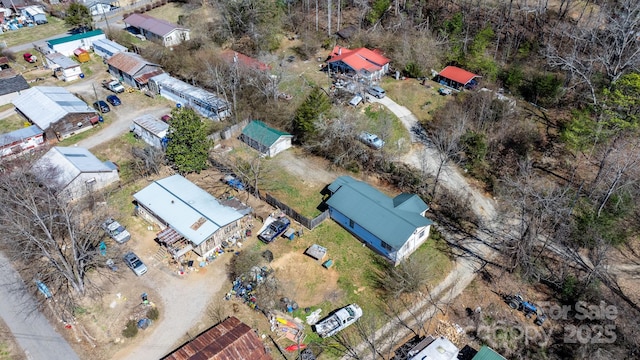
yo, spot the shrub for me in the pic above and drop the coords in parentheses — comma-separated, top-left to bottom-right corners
(122, 320, 138, 338)
(147, 307, 159, 321)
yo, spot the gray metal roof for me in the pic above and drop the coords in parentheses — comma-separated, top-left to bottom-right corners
(0, 125, 43, 148)
(150, 73, 228, 110)
(133, 175, 245, 246)
(33, 147, 114, 187)
(45, 53, 80, 69)
(326, 176, 433, 248)
(92, 38, 128, 55)
(133, 114, 168, 136)
(12, 87, 95, 130)
(124, 13, 186, 37)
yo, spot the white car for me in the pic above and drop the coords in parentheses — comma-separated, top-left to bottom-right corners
(102, 218, 131, 244)
(358, 132, 385, 149)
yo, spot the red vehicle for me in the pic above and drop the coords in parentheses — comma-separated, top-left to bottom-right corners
(23, 53, 37, 63)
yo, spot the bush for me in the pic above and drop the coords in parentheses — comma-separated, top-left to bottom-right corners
(122, 320, 138, 338)
(147, 307, 159, 321)
(404, 62, 424, 78)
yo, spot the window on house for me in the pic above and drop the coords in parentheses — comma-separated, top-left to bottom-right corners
(419, 230, 425, 238)
(349, 219, 354, 228)
(381, 241, 392, 251)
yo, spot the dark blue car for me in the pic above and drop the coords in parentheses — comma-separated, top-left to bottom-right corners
(106, 95, 121, 106)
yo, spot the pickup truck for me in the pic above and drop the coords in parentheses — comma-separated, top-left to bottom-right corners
(102, 79, 125, 93)
(258, 217, 291, 243)
(313, 304, 362, 338)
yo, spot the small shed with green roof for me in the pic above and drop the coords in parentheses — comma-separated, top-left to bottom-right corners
(240, 120, 293, 157)
(325, 176, 433, 265)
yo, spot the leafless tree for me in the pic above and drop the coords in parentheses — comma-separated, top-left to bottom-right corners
(0, 165, 108, 313)
(131, 145, 166, 177)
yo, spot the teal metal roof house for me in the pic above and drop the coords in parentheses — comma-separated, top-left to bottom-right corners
(47, 30, 106, 57)
(240, 120, 293, 157)
(326, 176, 433, 265)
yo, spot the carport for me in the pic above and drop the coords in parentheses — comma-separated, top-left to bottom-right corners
(436, 66, 480, 90)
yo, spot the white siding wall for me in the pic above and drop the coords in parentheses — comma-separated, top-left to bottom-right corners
(268, 136, 292, 157)
(64, 170, 119, 200)
(395, 225, 431, 264)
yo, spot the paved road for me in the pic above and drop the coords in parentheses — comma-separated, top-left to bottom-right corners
(0, 253, 80, 360)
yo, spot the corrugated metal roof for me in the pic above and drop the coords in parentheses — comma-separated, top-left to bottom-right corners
(150, 73, 228, 111)
(134, 69, 164, 85)
(326, 176, 432, 248)
(47, 29, 104, 46)
(124, 13, 183, 37)
(133, 114, 168, 136)
(12, 86, 96, 130)
(328, 46, 390, 73)
(92, 38, 128, 55)
(33, 147, 114, 187)
(472, 346, 507, 360)
(163, 317, 272, 360)
(45, 52, 80, 69)
(107, 52, 159, 76)
(438, 66, 479, 85)
(241, 120, 291, 148)
(133, 175, 245, 246)
(0, 125, 42, 148)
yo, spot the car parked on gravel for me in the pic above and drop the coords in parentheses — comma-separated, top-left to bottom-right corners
(102, 218, 131, 244)
(106, 95, 121, 106)
(123, 252, 147, 276)
(93, 100, 110, 113)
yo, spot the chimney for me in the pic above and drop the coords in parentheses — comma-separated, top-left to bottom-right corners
(338, 47, 342, 55)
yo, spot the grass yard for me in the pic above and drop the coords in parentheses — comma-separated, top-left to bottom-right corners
(57, 125, 103, 146)
(262, 166, 325, 218)
(361, 104, 411, 154)
(0, 114, 29, 133)
(0, 16, 69, 48)
(145, 3, 190, 24)
(381, 78, 451, 123)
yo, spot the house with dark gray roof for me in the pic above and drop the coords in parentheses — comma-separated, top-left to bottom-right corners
(124, 13, 190, 47)
(239, 120, 292, 157)
(0, 73, 29, 106)
(326, 176, 433, 265)
(12, 86, 99, 141)
(32, 147, 120, 201)
(107, 52, 163, 89)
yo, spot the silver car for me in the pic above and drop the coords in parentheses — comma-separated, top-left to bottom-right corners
(123, 252, 147, 276)
(358, 132, 385, 149)
(102, 218, 131, 244)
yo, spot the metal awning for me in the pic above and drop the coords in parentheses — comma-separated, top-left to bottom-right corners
(157, 227, 183, 245)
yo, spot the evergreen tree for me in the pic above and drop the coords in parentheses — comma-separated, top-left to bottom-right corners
(166, 108, 211, 174)
(292, 87, 330, 143)
(65, 3, 93, 30)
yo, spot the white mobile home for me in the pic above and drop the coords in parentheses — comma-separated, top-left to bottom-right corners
(131, 114, 168, 149)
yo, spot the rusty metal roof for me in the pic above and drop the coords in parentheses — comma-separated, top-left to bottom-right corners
(107, 52, 160, 76)
(162, 317, 273, 360)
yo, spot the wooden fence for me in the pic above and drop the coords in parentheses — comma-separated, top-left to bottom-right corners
(264, 193, 329, 230)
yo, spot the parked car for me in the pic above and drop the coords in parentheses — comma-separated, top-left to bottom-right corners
(106, 94, 121, 106)
(123, 252, 147, 276)
(358, 132, 385, 149)
(348, 94, 363, 107)
(259, 217, 291, 243)
(101, 218, 131, 244)
(438, 87, 453, 96)
(93, 100, 110, 113)
(367, 85, 386, 99)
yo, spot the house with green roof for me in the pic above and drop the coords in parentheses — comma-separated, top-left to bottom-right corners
(46, 30, 106, 57)
(240, 120, 293, 157)
(326, 176, 433, 265)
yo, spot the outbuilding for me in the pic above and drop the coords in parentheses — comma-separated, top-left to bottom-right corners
(435, 66, 480, 90)
(73, 48, 90, 63)
(107, 52, 163, 89)
(239, 120, 292, 157)
(0, 125, 45, 158)
(21, 6, 47, 24)
(124, 13, 190, 47)
(0, 72, 29, 106)
(131, 114, 168, 149)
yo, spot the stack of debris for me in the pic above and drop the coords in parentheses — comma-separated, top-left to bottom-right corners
(224, 266, 274, 311)
(269, 311, 305, 344)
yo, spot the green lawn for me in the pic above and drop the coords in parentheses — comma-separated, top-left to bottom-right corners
(0, 16, 69, 48)
(381, 78, 451, 123)
(262, 166, 325, 218)
(145, 3, 189, 24)
(361, 104, 411, 155)
(0, 114, 29, 134)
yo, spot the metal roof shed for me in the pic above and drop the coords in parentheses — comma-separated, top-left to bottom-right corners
(131, 114, 169, 148)
(240, 120, 292, 157)
(92, 38, 128, 59)
(12, 86, 95, 131)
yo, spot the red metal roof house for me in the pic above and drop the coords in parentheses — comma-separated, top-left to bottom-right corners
(220, 49, 271, 71)
(327, 46, 390, 81)
(436, 66, 480, 90)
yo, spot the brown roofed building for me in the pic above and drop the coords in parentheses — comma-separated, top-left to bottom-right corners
(106, 52, 163, 90)
(162, 317, 272, 360)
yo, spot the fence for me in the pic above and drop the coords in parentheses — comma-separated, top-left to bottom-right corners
(208, 119, 248, 142)
(264, 193, 330, 230)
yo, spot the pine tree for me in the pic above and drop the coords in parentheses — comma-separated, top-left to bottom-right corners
(166, 108, 212, 174)
(293, 87, 330, 143)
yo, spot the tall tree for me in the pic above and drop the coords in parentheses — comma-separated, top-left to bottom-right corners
(166, 108, 212, 174)
(292, 86, 330, 143)
(64, 3, 93, 30)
